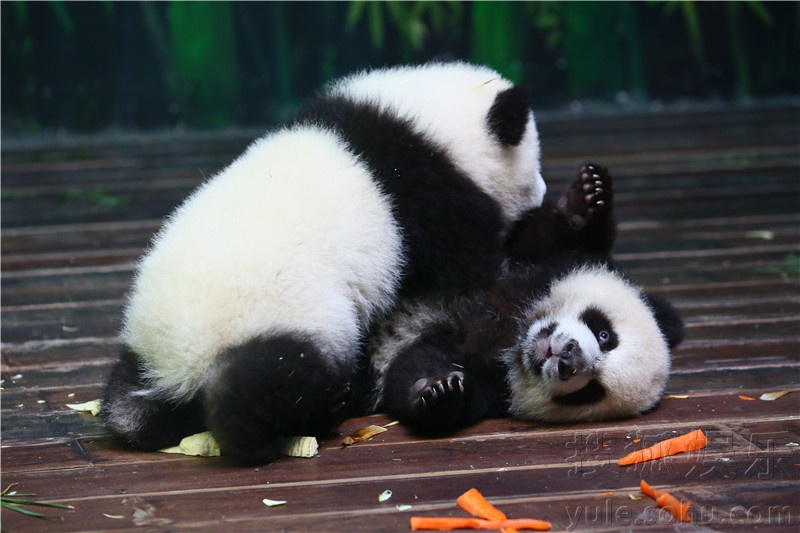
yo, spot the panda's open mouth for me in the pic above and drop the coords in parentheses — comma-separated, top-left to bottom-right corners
(552, 379, 606, 406)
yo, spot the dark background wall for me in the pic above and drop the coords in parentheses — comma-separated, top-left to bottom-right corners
(3, 1, 798, 135)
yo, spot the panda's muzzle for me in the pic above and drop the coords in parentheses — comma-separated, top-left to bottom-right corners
(556, 340, 586, 380)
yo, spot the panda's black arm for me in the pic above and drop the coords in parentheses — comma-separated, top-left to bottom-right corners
(505, 162, 616, 263)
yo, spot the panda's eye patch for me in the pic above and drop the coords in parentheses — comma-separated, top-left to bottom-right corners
(580, 307, 618, 352)
(537, 323, 557, 338)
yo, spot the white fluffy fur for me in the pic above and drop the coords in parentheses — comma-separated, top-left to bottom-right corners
(505, 266, 671, 422)
(122, 126, 404, 401)
(328, 62, 545, 225)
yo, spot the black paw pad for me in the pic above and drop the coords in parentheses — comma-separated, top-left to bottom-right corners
(411, 371, 466, 413)
(578, 163, 612, 215)
(558, 162, 613, 230)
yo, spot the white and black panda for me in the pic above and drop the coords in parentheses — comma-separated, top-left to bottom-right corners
(369, 164, 685, 433)
(101, 62, 546, 464)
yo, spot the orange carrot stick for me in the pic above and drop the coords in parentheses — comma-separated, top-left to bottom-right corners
(457, 488, 507, 520)
(656, 492, 691, 522)
(410, 517, 551, 531)
(639, 479, 665, 500)
(593, 491, 617, 498)
(640, 480, 691, 522)
(457, 488, 515, 533)
(738, 395, 756, 401)
(619, 429, 708, 466)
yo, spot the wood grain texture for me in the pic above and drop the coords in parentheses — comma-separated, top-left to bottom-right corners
(2, 105, 798, 531)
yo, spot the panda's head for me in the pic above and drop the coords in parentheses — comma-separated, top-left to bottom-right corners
(503, 266, 684, 422)
(327, 61, 545, 224)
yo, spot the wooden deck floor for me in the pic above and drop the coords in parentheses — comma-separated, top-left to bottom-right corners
(2, 104, 799, 532)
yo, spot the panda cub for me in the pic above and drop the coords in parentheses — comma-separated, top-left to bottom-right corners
(102, 62, 546, 465)
(369, 164, 684, 433)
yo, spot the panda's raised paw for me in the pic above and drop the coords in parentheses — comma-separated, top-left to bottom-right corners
(412, 371, 466, 413)
(579, 163, 611, 211)
(559, 162, 613, 230)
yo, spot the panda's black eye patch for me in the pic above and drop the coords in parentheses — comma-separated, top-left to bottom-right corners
(580, 307, 618, 352)
(537, 323, 557, 338)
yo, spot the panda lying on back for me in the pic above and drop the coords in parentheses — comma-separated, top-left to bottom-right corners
(369, 164, 685, 433)
(102, 62, 547, 465)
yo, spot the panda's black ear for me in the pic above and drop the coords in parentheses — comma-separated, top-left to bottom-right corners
(642, 292, 685, 350)
(487, 85, 531, 146)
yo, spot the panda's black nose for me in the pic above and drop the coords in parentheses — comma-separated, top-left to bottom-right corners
(557, 340, 581, 380)
(560, 340, 580, 360)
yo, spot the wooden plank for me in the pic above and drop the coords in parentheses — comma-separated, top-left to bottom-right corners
(2, 421, 797, 531)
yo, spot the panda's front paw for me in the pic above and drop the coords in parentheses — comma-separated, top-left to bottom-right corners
(330, 382, 351, 416)
(559, 162, 613, 230)
(578, 163, 611, 214)
(411, 371, 466, 415)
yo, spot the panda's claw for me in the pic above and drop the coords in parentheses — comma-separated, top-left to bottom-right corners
(329, 382, 352, 416)
(413, 371, 467, 413)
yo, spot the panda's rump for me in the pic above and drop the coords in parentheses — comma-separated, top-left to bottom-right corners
(121, 126, 404, 400)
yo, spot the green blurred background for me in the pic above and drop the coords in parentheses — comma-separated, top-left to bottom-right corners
(2, 1, 798, 134)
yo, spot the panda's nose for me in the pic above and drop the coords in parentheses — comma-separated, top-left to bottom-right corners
(557, 340, 582, 380)
(560, 340, 581, 360)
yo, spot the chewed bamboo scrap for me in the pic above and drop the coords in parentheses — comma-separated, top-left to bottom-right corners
(342, 424, 387, 446)
(159, 431, 318, 458)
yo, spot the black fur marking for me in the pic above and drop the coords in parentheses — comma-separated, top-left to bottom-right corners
(487, 85, 532, 146)
(539, 323, 557, 339)
(641, 292, 685, 349)
(552, 379, 606, 406)
(205, 334, 355, 465)
(101, 347, 206, 450)
(293, 97, 505, 296)
(580, 307, 619, 352)
(505, 162, 616, 264)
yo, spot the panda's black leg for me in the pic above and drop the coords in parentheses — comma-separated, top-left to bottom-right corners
(102, 347, 206, 450)
(204, 334, 355, 465)
(382, 342, 489, 434)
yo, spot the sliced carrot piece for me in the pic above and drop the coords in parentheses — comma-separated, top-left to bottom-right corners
(410, 517, 551, 531)
(619, 429, 708, 466)
(738, 395, 756, 401)
(457, 488, 515, 533)
(457, 488, 507, 521)
(593, 491, 617, 498)
(639, 479, 664, 500)
(640, 480, 691, 522)
(656, 492, 692, 522)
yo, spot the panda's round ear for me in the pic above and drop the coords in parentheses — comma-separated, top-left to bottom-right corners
(487, 85, 532, 146)
(642, 292, 685, 350)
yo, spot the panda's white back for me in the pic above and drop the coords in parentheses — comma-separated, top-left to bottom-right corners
(122, 127, 404, 400)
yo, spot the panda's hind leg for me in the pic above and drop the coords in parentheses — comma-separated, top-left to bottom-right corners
(204, 334, 354, 465)
(102, 347, 206, 450)
(382, 340, 494, 435)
